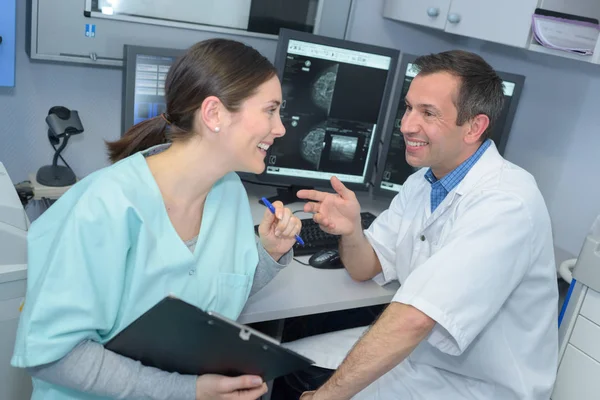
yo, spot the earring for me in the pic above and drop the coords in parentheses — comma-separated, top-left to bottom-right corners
(214, 127, 220, 133)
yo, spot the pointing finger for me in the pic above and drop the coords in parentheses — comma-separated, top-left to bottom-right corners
(297, 189, 328, 202)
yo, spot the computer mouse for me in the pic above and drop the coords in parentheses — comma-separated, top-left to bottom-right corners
(308, 249, 344, 269)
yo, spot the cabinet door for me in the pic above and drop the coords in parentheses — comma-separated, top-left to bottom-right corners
(0, 0, 16, 87)
(552, 344, 600, 400)
(383, 0, 452, 30)
(444, 0, 539, 48)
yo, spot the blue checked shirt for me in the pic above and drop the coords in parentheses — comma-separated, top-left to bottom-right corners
(424, 139, 492, 212)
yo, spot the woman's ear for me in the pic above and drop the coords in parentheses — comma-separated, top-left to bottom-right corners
(199, 96, 223, 134)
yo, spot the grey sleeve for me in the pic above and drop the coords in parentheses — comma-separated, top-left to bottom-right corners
(249, 238, 293, 297)
(27, 340, 196, 400)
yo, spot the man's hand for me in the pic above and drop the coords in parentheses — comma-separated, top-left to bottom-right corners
(297, 176, 361, 236)
(300, 390, 316, 399)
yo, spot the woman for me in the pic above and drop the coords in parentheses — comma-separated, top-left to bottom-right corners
(12, 39, 300, 400)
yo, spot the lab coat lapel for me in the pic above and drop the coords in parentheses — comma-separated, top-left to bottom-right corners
(454, 141, 504, 196)
(421, 142, 502, 231)
(422, 191, 458, 232)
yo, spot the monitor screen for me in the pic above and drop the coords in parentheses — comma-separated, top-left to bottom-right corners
(376, 55, 525, 195)
(259, 29, 399, 191)
(121, 45, 184, 134)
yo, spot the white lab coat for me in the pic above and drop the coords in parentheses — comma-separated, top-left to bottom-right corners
(286, 142, 558, 399)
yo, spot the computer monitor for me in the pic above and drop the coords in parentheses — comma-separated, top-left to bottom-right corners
(258, 28, 400, 204)
(374, 54, 525, 196)
(121, 45, 185, 135)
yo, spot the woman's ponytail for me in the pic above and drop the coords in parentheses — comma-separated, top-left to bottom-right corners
(106, 114, 169, 163)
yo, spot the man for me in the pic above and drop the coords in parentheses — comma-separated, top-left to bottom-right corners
(294, 50, 558, 399)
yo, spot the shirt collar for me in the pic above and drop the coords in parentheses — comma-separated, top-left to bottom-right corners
(424, 139, 492, 192)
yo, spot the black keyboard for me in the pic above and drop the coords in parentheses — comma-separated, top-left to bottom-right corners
(255, 212, 377, 256)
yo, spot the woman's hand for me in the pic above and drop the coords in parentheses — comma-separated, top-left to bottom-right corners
(258, 200, 301, 261)
(196, 374, 268, 400)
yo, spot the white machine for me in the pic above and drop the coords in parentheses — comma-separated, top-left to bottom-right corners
(552, 215, 600, 399)
(0, 162, 32, 399)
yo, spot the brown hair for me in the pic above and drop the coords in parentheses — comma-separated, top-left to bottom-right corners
(414, 50, 505, 142)
(107, 39, 277, 163)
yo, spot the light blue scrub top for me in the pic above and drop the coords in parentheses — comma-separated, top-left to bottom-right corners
(12, 150, 259, 399)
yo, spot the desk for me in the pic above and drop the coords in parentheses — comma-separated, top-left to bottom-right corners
(27, 173, 73, 214)
(28, 173, 73, 201)
(239, 183, 399, 325)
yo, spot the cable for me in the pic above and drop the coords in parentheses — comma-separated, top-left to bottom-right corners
(51, 142, 75, 173)
(14, 181, 34, 207)
(293, 257, 311, 266)
(240, 178, 288, 189)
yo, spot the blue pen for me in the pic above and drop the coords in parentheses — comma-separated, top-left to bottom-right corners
(261, 197, 305, 246)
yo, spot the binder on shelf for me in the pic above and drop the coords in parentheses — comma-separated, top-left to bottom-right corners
(531, 8, 600, 55)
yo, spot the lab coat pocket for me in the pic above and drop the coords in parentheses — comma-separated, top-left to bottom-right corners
(215, 272, 252, 320)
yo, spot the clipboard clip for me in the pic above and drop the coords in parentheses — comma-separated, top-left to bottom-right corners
(239, 328, 251, 341)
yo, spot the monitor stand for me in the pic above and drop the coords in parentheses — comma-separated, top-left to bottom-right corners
(262, 185, 313, 206)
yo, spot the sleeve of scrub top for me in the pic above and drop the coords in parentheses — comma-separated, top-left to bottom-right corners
(392, 190, 534, 356)
(12, 195, 131, 367)
(28, 340, 196, 400)
(249, 238, 293, 297)
(364, 184, 409, 285)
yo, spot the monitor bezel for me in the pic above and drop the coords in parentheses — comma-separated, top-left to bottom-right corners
(372, 53, 418, 198)
(121, 44, 185, 136)
(373, 56, 526, 198)
(256, 28, 400, 192)
(492, 70, 525, 156)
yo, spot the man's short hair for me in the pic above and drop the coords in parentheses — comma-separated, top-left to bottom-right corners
(413, 50, 505, 141)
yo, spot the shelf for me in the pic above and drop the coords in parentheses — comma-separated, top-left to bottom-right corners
(527, 42, 596, 63)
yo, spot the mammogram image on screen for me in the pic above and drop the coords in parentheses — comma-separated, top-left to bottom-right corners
(300, 121, 327, 168)
(311, 64, 339, 114)
(330, 135, 358, 162)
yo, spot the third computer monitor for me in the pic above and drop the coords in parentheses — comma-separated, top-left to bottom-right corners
(259, 29, 399, 194)
(375, 54, 525, 195)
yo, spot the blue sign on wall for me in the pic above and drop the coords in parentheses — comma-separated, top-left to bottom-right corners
(0, 0, 17, 87)
(85, 24, 96, 38)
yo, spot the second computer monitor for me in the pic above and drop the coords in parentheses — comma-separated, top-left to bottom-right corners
(259, 29, 399, 192)
(376, 54, 525, 195)
(121, 45, 186, 135)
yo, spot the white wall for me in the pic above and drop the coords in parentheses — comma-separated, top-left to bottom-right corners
(346, 0, 600, 259)
(1, 0, 599, 258)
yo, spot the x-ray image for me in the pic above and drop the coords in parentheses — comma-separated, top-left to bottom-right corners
(330, 135, 358, 162)
(300, 121, 326, 168)
(311, 64, 339, 114)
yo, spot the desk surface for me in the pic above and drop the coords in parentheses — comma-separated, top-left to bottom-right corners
(238, 183, 399, 324)
(29, 173, 73, 200)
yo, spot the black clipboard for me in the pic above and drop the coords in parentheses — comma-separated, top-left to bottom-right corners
(105, 296, 314, 381)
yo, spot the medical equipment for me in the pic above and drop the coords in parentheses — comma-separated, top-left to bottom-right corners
(0, 161, 32, 399)
(553, 214, 600, 399)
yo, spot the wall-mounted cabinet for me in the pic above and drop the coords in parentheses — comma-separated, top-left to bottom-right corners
(383, 0, 600, 65)
(0, 0, 16, 87)
(27, 0, 353, 67)
(383, 0, 538, 49)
